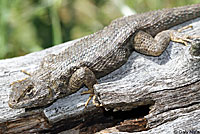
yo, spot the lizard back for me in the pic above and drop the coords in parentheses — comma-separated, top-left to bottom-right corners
(40, 3, 200, 81)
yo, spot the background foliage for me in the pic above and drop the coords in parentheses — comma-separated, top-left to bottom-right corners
(0, 0, 199, 59)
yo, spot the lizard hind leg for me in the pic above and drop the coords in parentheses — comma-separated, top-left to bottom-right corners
(133, 28, 200, 57)
(133, 30, 172, 56)
(68, 66, 100, 107)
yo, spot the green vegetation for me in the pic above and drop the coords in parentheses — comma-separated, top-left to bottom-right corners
(0, 0, 199, 59)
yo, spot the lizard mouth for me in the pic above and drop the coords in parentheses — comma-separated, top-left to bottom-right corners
(9, 87, 54, 109)
(9, 93, 53, 109)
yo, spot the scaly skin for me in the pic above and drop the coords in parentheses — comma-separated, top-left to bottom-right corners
(9, 4, 200, 109)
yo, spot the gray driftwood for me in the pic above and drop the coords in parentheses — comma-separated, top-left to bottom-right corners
(0, 18, 200, 134)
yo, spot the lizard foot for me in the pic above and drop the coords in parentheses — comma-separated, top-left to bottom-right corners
(81, 89, 102, 107)
(171, 25, 200, 46)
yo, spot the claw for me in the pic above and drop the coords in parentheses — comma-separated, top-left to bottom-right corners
(92, 95, 102, 107)
(171, 38, 189, 46)
(85, 94, 102, 107)
(85, 94, 93, 107)
(10, 70, 31, 86)
(10, 77, 28, 86)
(81, 89, 93, 95)
(82, 88, 102, 107)
(177, 25, 193, 32)
(21, 70, 31, 76)
(81, 88, 94, 107)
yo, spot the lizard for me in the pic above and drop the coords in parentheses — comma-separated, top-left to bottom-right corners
(8, 4, 200, 109)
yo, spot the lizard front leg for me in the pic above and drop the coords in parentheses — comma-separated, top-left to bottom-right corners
(68, 66, 99, 107)
(133, 27, 199, 56)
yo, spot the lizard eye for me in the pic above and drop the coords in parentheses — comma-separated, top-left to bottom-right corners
(26, 85, 34, 95)
(16, 84, 35, 102)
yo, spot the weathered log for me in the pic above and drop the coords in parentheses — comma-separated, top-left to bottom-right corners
(0, 18, 200, 134)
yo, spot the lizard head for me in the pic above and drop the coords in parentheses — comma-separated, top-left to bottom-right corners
(8, 77, 54, 109)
